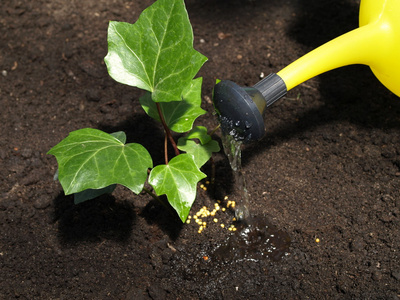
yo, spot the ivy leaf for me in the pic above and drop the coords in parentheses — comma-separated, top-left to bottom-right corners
(104, 0, 207, 102)
(184, 126, 212, 144)
(71, 131, 124, 204)
(47, 128, 153, 195)
(177, 139, 220, 168)
(177, 127, 220, 168)
(139, 78, 206, 133)
(148, 154, 206, 222)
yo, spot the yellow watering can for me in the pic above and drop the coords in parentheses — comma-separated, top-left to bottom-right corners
(213, 0, 400, 143)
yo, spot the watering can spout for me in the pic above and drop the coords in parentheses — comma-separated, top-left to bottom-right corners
(213, 74, 287, 142)
(213, 0, 400, 143)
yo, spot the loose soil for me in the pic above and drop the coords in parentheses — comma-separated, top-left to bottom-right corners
(1, 0, 400, 299)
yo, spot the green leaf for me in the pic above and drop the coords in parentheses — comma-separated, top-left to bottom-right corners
(148, 154, 206, 222)
(48, 128, 153, 195)
(177, 127, 220, 168)
(74, 184, 117, 204)
(139, 78, 206, 133)
(110, 131, 126, 143)
(104, 0, 207, 102)
(184, 126, 211, 144)
(53, 131, 124, 204)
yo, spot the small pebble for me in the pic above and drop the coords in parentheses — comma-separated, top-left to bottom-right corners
(85, 88, 101, 102)
(21, 148, 33, 158)
(391, 270, 400, 281)
(350, 237, 366, 251)
(33, 196, 51, 209)
(372, 271, 382, 281)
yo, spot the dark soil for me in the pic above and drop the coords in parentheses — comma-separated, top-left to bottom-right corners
(1, 0, 400, 298)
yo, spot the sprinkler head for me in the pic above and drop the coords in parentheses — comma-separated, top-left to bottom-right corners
(213, 73, 287, 143)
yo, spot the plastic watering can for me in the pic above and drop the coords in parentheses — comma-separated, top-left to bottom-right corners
(213, 0, 400, 143)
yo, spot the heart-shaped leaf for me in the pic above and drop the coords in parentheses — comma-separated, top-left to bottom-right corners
(148, 154, 206, 222)
(140, 78, 206, 133)
(104, 0, 207, 102)
(48, 128, 152, 195)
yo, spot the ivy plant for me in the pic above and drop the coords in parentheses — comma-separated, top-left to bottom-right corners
(48, 0, 219, 222)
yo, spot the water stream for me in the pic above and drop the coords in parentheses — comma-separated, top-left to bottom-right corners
(214, 133, 291, 262)
(221, 134, 250, 221)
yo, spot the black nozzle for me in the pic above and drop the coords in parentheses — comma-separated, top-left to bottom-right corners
(213, 73, 287, 143)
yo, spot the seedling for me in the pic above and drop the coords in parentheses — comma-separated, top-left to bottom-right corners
(48, 0, 219, 222)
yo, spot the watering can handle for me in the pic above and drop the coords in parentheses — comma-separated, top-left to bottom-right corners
(250, 23, 381, 109)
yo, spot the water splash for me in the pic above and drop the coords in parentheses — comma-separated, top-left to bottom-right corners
(213, 216, 291, 262)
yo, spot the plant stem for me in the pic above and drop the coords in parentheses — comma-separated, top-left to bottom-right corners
(156, 103, 180, 159)
(210, 124, 221, 136)
(143, 187, 161, 202)
(142, 187, 175, 214)
(210, 156, 215, 185)
(164, 134, 168, 165)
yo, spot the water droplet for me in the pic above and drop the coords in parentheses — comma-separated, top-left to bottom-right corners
(245, 121, 252, 129)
